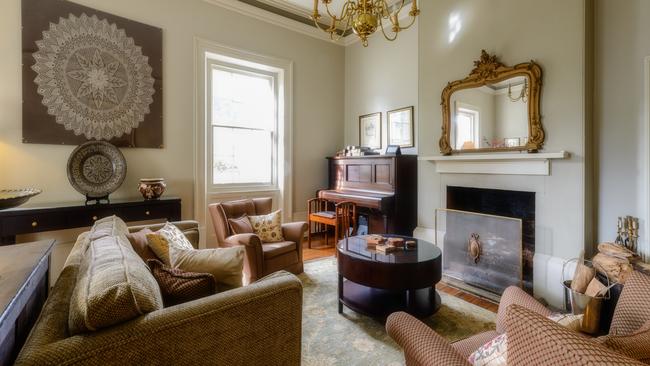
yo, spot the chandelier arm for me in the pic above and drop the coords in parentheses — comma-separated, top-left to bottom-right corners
(378, 16, 399, 41)
(396, 15, 417, 30)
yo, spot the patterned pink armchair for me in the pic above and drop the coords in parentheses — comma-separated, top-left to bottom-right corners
(386, 271, 650, 365)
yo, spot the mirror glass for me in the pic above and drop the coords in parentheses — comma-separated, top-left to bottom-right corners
(450, 75, 529, 151)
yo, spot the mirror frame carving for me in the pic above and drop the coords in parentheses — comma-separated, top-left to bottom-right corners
(439, 50, 544, 155)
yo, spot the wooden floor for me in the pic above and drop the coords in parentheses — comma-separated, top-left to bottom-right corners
(301, 235, 498, 313)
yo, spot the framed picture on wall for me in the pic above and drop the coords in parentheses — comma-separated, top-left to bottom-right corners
(359, 112, 382, 149)
(387, 106, 414, 148)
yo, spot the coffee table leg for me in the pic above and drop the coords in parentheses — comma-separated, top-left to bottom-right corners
(338, 273, 343, 314)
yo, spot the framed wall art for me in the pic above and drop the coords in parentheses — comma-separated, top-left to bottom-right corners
(387, 106, 414, 148)
(22, 0, 163, 148)
(359, 112, 382, 149)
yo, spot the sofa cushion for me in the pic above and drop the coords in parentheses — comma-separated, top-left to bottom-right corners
(88, 215, 129, 241)
(249, 210, 284, 243)
(126, 228, 158, 261)
(262, 241, 296, 259)
(146, 223, 195, 265)
(68, 235, 163, 335)
(596, 319, 650, 363)
(228, 215, 254, 235)
(171, 246, 245, 292)
(147, 259, 216, 307)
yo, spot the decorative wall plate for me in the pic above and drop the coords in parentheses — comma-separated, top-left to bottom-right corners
(67, 141, 127, 199)
(0, 188, 42, 210)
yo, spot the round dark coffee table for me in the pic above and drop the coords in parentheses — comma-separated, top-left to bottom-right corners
(337, 235, 442, 319)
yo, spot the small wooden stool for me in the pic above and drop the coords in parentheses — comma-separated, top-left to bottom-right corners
(307, 198, 357, 249)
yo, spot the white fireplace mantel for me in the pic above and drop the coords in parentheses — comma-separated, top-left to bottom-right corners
(419, 151, 570, 176)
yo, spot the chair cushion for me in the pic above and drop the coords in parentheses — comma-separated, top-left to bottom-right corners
(147, 259, 216, 307)
(220, 199, 257, 220)
(610, 271, 650, 336)
(68, 235, 163, 335)
(228, 215, 254, 234)
(263, 241, 297, 259)
(312, 211, 336, 219)
(126, 228, 158, 261)
(171, 246, 245, 292)
(249, 210, 285, 243)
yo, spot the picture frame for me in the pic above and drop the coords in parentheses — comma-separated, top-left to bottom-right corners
(387, 106, 415, 148)
(359, 112, 382, 149)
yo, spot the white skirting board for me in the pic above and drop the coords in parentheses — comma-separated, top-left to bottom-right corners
(413, 226, 574, 309)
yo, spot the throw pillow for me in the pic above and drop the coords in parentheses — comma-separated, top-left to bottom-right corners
(171, 246, 245, 291)
(68, 235, 163, 335)
(248, 210, 284, 243)
(147, 259, 216, 307)
(228, 215, 254, 234)
(146, 223, 195, 265)
(126, 228, 158, 261)
(596, 319, 650, 362)
(468, 313, 585, 365)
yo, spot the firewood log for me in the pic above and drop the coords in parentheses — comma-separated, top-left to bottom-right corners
(585, 277, 607, 297)
(571, 264, 595, 294)
(592, 253, 633, 284)
(598, 242, 637, 260)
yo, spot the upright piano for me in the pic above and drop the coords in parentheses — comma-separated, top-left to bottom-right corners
(319, 155, 417, 235)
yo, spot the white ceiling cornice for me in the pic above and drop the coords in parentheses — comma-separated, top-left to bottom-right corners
(203, 0, 415, 48)
(203, 0, 343, 46)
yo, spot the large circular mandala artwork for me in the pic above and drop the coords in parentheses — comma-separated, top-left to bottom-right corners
(31, 13, 155, 140)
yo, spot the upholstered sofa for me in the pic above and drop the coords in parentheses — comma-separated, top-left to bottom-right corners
(15, 220, 303, 366)
(209, 198, 307, 283)
(387, 270, 650, 365)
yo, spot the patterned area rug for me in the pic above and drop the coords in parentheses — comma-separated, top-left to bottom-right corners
(300, 257, 496, 366)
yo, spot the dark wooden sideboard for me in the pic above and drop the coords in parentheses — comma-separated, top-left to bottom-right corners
(0, 197, 181, 244)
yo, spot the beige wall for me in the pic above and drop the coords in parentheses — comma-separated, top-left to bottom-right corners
(0, 0, 344, 280)
(594, 0, 650, 259)
(344, 24, 419, 155)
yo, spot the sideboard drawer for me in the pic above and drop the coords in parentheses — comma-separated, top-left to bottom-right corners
(1, 214, 66, 235)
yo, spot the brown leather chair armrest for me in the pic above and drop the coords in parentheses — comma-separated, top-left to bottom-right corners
(282, 221, 307, 246)
(506, 305, 645, 366)
(386, 312, 470, 366)
(224, 234, 264, 283)
(496, 285, 552, 334)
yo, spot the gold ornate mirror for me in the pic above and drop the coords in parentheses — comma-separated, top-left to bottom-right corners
(439, 50, 544, 155)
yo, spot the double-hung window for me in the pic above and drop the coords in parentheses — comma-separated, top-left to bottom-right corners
(208, 62, 278, 190)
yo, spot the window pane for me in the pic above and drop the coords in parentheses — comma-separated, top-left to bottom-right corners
(212, 68, 274, 130)
(213, 126, 272, 185)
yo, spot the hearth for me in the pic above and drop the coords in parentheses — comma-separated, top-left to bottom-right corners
(437, 186, 535, 299)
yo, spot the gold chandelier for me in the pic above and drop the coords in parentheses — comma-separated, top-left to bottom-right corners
(312, 0, 420, 47)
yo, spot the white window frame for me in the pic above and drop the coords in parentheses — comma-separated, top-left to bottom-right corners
(194, 38, 293, 247)
(207, 61, 279, 191)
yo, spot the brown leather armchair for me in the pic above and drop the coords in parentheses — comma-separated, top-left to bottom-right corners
(208, 197, 307, 283)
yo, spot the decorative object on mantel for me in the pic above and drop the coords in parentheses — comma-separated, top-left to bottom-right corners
(138, 178, 166, 200)
(384, 145, 402, 156)
(0, 188, 41, 210)
(311, 0, 419, 47)
(67, 141, 127, 205)
(22, 0, 163, 148)
(387, 106, 414, 148)
(439, 50, 544, 155)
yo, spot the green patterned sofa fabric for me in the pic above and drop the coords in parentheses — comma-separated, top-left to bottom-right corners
(15, 270, 302, 366)
(88, 215, 130, 241)
(68, 235, 163, 335)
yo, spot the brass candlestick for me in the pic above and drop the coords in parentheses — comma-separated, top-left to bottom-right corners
(615, 216, 639, 253)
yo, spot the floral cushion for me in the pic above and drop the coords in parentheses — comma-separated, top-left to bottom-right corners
(468, 313, 584, 365)
(248, 210, 284, 243)
(146, 223, 195, 265)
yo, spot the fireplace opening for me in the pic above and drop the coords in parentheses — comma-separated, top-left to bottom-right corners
(441, 186, 535, 299)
